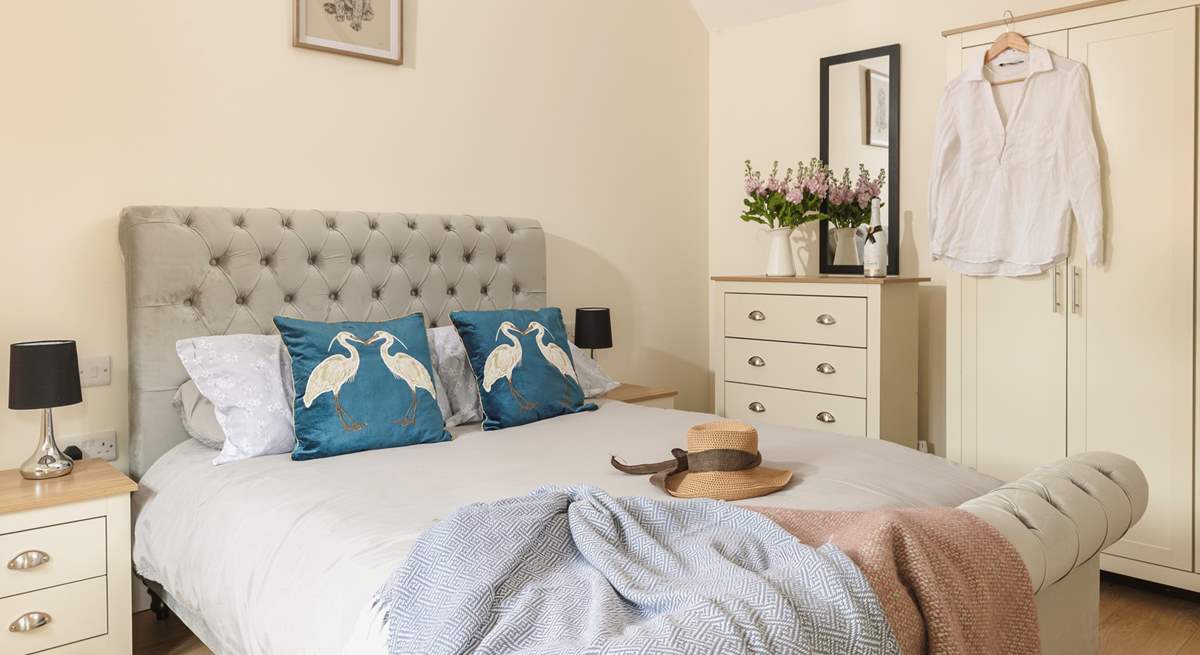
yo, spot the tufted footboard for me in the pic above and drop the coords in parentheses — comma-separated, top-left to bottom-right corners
(958, 452, 1148, 654)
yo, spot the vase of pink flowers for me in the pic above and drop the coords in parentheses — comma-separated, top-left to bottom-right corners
(826, 165, 887, 266)
(741, 159, 829, 276)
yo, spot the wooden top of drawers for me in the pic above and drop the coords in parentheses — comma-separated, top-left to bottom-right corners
(0, 460, 136, 516)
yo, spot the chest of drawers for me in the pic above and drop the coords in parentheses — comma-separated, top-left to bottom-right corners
(0, 460, 137, 654)
(710, 276, 925, 448)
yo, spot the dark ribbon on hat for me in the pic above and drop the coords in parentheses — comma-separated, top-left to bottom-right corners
(611, 448, 763, 477)
(864, 225, 884, 244)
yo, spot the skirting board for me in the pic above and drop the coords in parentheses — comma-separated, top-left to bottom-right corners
(1101, 553, 1200, 593)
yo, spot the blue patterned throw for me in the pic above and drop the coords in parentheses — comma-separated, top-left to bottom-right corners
(375, 486, 900, 655)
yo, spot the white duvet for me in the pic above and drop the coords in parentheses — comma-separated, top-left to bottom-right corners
(132, 401, 999, 655)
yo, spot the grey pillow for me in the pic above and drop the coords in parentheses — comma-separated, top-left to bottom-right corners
(172, 379, 225, 450)
(428, 326, 484, 426)
(569, 342, 620, 398)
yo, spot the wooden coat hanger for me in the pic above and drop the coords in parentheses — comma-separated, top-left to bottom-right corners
(985, 10, 1030, 86)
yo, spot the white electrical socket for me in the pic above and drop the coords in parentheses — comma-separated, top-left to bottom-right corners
(917, 440, 929, 454)
(61, 431, 118, 462)
(78, 355, 112, 388)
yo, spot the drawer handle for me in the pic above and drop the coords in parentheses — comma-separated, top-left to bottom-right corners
(747, 356, 765, 367)
(816, 314, 837, 326)
(7, 550, 49, 570)
(815, 362, 836, 375)
(748, 402, 766, 413)
(9, 611, 51, 633)
(748, 310, 766, 321)
(816, 411, 836, 424)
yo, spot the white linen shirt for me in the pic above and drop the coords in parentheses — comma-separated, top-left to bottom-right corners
(929, 46, 1103, 276)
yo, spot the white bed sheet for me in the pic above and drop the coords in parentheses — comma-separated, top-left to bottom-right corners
(132, 401, 1000, 655)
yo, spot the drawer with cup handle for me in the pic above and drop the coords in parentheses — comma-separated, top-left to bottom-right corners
(0, 575, 106, 654)
(724, 293, 866, 347)
(0, 517, 105, 598)
(724, 338, 867, 398)
(725, 382, 867, 436)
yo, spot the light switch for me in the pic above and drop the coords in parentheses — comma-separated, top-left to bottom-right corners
(79, 355, 111, 388)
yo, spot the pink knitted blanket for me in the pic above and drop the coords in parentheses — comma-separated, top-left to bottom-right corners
(751, 506, 1040, 655)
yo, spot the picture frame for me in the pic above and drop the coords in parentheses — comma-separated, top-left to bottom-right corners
(294, 0, 403, 65)
(864, 69, 890, 148)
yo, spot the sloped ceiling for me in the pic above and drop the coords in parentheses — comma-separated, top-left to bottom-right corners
(689, 0, 847, 31)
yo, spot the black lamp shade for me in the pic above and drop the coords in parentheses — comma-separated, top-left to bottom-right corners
(574, 308, 613, 350)
(8, 341, 83, 410)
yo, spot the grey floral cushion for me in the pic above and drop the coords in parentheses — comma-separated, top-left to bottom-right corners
(569, 342, 620, 398)
(428, 326, 484, 426)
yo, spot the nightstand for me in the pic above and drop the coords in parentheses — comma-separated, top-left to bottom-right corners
(602, 384, 678, 409)
(0, 459, 137, 654)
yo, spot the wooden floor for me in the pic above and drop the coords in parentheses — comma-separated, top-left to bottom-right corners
(132, 574, 1200, 655)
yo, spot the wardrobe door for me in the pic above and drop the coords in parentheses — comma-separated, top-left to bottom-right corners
(956, 31, 1069, 482)
(1067, 8, 1195, 571)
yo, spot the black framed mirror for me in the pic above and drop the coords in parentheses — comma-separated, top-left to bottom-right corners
(819, 44, 900, 275)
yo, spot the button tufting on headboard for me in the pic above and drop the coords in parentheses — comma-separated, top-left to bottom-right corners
(118, 206, 547, 478)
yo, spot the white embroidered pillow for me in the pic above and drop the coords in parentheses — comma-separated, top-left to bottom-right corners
(176, 335, 296, 465)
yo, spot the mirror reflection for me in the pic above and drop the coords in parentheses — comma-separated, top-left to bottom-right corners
(820, 45, 899, 274)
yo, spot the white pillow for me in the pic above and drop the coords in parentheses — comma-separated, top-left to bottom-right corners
(176, 335, 296, 465)
(569, 342, 621, 397)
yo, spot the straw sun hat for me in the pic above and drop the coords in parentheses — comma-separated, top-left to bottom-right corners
(611, 420, 792, 501)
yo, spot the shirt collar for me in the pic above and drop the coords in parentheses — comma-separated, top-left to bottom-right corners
(965, 44, 1053, 82)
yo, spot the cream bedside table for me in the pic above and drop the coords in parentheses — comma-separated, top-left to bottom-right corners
(602, 384, 678, 409)
(0, 459, 137, 654)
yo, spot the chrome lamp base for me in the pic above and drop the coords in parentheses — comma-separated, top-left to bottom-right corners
(20, 408, 73, 480)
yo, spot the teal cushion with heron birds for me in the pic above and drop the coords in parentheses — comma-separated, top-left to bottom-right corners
(450, 308, 597, 430)
(274, 314, 449, 460)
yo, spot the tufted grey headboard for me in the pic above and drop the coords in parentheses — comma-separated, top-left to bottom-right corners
(119, 206, 546, 478)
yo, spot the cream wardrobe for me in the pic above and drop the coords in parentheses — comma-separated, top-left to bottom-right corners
(944, 0, 1200, 590)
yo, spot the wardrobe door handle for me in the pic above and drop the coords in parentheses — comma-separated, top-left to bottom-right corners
(1071, 266, 1082, 314)
(1051, 266, 1062, 313)
(748, 402, 766, 413)
(748, 310, 766, 321)
(816, 363, 836, 375)
(7, 550, 49, 570)
(816, 411, 836, 424)
(816, 314, 837, 326)
(747, 356, 765, 367)
(9, 611, 51, 633)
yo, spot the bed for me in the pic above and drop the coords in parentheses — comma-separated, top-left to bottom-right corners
(120, 206, 1147, 654)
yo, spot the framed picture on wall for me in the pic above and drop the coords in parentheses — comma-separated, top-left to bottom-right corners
(864, 69, 890, 147)
(294, 0, 403, 65)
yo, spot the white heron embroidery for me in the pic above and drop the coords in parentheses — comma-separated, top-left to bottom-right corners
(302, 331, 368, 431)
(482, 321, 536, 410)
(526, 321, 580, 404)
(365, 330, 437, 426)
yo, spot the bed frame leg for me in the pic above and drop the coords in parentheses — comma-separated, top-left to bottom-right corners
(146, 585, 171, 621)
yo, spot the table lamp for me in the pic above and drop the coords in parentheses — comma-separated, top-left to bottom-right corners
(574, 308, 612, 358)
(8, 341, 81, 479)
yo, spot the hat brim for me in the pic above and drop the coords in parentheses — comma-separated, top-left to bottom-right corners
(663, 466, 793, 502)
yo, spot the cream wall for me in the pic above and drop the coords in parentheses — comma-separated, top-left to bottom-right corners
(709, 0, 1063, 455)
(0, 0, 709, 471)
